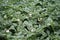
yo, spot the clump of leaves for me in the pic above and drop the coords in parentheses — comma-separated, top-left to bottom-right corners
(0, 0, 60, 40)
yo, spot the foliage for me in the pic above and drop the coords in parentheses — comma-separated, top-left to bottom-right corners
(0, 0, 60, 40)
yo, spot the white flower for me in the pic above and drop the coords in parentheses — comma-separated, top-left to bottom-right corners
(29, 14, 32, 17)
(26, 16, 29, 18)
(16, 19, 20, 21)
(31, 28, 36, 32)
(6, 30, 9, 33)
(31, 29, 34, 32)
(4, 15, 7, 18)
